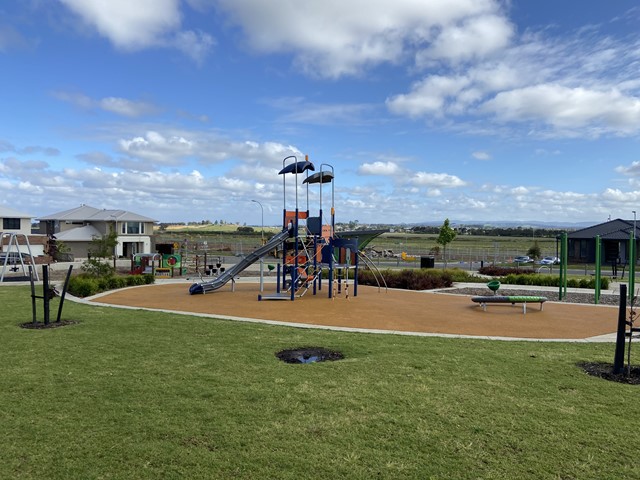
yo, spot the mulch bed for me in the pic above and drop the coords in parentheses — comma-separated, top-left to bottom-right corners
(579, 362, 640, 385)
(20, 320, 78, 329)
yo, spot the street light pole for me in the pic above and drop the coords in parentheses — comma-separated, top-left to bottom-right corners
(251, 200, 265, 292)
(252, 200, 264, 244)
(633, 210, 637, 301)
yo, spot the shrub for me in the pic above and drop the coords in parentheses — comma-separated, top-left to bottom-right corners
(499, 274, 609, 290)
(67, 273, 155, 297)
(106, 276, 128, 290)
(126, 274, 154, 286)
(445, 268, 485, 283)
(359, 268, 454, 290)
(81, 257, 115, 277)
(478, 265, 537, 276)
(68, 276, 100, 297)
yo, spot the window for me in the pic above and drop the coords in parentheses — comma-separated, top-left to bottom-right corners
(121, 222, 145, 235)
(3, 218, 20, 230)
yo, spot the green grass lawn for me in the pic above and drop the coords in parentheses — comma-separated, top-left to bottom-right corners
(2, 285, 639, 479)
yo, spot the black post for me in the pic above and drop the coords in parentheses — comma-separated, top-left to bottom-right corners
(29, 266, 37, 324)
(56, 265, 73, 322)
(614, 284, 627, 374)
(43, 265, 50, 325)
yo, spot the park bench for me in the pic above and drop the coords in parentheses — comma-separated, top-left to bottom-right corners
(471, 295, 548, 314)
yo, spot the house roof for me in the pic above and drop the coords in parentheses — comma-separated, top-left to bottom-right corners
(38, 205, 157, 223)
(567, 218, 639, 240)
(54, 224, 102, 242)
(0, 206, 33, 219)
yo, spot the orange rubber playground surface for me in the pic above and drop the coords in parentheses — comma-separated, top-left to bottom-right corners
(89, 281, 620, 341)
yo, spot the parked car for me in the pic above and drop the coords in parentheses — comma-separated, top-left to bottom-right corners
(0, 251, 32, 264)
(513, 255, 533, 264)
(540, 256, 560, 265)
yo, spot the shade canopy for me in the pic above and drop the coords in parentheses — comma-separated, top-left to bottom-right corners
(278, 161, 315, 175)
(302, 170, 334, 184)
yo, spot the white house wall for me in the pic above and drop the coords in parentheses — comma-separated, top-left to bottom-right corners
(116, 235, 152, 256)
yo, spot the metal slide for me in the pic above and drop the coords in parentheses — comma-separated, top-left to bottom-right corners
(189, 228, 291, 294)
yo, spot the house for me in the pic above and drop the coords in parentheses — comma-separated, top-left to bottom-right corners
(38, 205, 157, 259)
(0, 206, 34, 236)
(0, 206, 47, 257)
(567, 218, 640, 265)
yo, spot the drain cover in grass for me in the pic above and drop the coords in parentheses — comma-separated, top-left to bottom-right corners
(276, 347, 344, 364)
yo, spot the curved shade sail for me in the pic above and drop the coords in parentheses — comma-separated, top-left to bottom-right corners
(278, 161, 315, 175)
(303, 170, 334, 184)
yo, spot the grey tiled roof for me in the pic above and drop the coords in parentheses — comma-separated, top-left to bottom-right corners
(0, 206, 33, 218)
(567, 218, 637, 240)
(37, 205, 157, 223)
(55, 224, 102, 241)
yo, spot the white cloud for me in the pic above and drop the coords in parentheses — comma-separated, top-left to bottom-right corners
(54, 91, 161, 118)
(270, 98, 377, 126)
(616, 161, 640, 176)
(358, 161, 401, 176)
(118, 131, 194, 165)
(60, 0, 214, 62)
(416, 13, 514, 66)
(387, 20, 640, 138)
(174, 29, 216, 65)
(216, 0, 509, 78)
(110, 127, 303, 171)
(387, 75, 470, 118)
(472, 151, 491, 160)
(602, 188, 631, 202)
(60, 0, 181, 49)
(481, 84, 640, 135)
(100, 97, 160, 117)
(411, 172, 467, 188)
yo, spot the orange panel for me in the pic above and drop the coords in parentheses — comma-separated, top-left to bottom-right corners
(283, 210, 309, 228)
(285, 254, 308, 265)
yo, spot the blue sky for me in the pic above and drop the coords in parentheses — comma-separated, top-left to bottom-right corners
(2, 1, 640, 227)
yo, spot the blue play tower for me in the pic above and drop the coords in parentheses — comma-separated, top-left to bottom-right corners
(258, 155, 359, 301)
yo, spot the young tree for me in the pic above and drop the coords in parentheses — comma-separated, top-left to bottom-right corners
(527, 241, 542, 260)
(88, 228, 118, 258)
(436, 218, 457, 268)
(83, 227, 118, 277)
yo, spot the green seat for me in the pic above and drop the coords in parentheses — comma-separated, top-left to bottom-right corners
(487, 280, 501, 294)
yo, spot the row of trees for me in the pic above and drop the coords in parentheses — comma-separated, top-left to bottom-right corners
(411, 225, 568, 238)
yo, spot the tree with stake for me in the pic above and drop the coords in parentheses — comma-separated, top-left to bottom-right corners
(528, 240, 542, 261)
(436, 218, 457, 269)
(83, 227, 118, 277)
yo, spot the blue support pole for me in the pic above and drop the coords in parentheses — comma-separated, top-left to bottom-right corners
(276, 263, 281, 294)
(594, 235, 601, 304)
(291, 208, 298, 301)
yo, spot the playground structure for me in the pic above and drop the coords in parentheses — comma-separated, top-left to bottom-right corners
(189, 228, 291, 294)
(189, 155, 387, 299)
(1, 232, 39, 282)
(131, 252, 186, 277)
